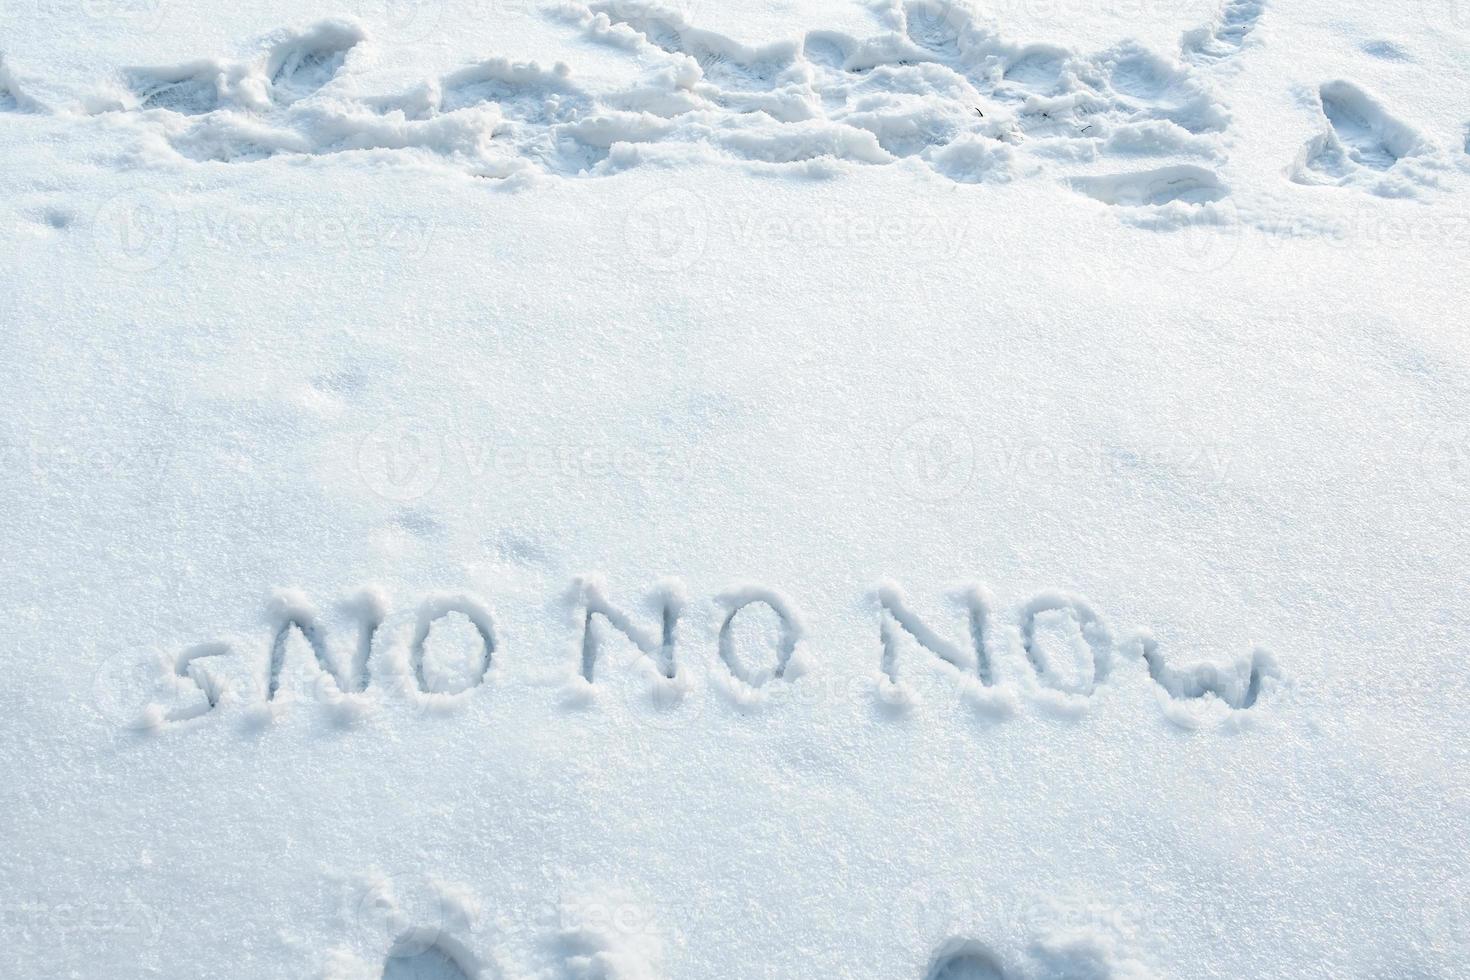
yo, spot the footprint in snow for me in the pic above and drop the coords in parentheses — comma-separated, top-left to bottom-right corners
(926, 941, 1009, 980)
(382, 944, 472, 980)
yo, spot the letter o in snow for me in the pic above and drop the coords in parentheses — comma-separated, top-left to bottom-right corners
(409, 597, 496, 695)
(717, 588, 803, 687)
(1017, 593, 1113, 695)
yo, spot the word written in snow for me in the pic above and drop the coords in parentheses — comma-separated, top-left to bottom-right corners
(133, 579, 1278, 728)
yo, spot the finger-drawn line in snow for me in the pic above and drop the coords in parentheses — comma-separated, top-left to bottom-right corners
(717, 587, 803, 687)
(266, 589, 386, 701)
(122, 579, 1279, 733)
(876, 582, 1276, 715)
(1132, 633, 1272, 709)
(409, 596, 496, 695)
(574, 577, 684, 682)
(1018, 593, 1113, 696)
(880, 583, 997, 686)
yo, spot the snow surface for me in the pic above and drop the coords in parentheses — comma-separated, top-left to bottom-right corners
(1, 0, 1468, 977)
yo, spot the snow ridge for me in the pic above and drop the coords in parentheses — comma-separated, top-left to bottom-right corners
(4, 0, 1453, 227)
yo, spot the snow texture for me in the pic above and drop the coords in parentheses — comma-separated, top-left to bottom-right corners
(1, 0, 1469, 976)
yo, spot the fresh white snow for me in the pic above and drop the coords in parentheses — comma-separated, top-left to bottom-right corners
(1, 0, 1468, 977)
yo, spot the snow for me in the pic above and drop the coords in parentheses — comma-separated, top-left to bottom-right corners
(1, 0, 1468, 977)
